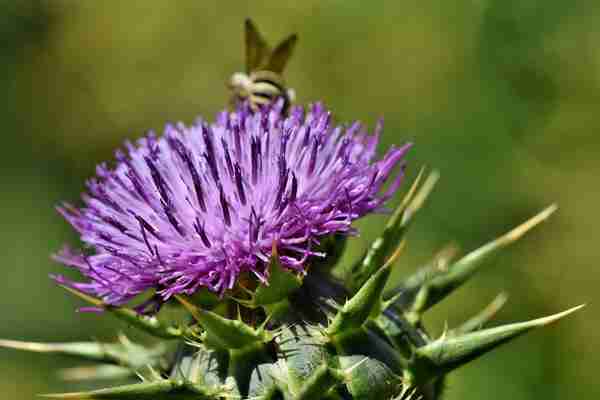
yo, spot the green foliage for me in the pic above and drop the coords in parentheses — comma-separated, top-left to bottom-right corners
(1, 2, 595, 399)
(1, 177, 581, 399)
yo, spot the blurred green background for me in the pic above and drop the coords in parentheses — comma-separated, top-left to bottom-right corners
(1, 1, 597, 398)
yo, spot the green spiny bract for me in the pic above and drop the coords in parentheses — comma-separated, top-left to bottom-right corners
(1, 171, 582, 399)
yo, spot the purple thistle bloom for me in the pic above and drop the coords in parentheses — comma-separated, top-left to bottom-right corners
(52, 101, 411, 308)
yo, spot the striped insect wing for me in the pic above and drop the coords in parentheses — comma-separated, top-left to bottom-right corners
(245, 18, 271, 73)
(266, 33, 298, 74)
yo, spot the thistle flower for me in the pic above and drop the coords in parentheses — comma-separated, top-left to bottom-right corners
(52, 100, 410, 309)
(1, 20, 581, 400)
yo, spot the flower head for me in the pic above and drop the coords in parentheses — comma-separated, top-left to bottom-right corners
(53, 101, 410, 308)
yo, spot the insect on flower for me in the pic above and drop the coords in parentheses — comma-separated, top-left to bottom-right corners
(229, 18, 297, 112)
(0, 17, 583, 400)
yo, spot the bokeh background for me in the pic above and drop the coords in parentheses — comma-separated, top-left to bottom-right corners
(1, 1, 597, 398)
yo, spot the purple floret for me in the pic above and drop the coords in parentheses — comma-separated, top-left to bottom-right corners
(52, 101, 411, 307)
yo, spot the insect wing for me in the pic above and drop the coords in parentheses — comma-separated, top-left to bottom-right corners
(266, 33, 298, 74)
(245, 18, 271, 73)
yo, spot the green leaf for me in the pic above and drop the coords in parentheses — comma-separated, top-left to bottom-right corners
(248, 362, 284, 400)
(253, 242, 302, 306)
(448, 292, 508, 336)
(0, 334, 165, 369)
(41, 379, 219, 399)
(328, 244, 403, 336)
(59, 285, 184, 339)
(295, 364, 345, 400)
(348, 169, 438, 292)
(0, 339, 114, 362)
(331, 327, 407, 375)
(277, 325, 332, 396)
(397, 205, 557, 319)
(170, 344, 229, 390)
(385, 243, 459, 310)
(338, 356, 403, 400)
(187, 288, 220, 309)
(413, 304, 584, 379)
(58, 365, 133, 381)
(175, 295, 271, 350)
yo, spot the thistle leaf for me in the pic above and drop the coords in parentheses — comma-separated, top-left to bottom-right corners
(448, 292, 509, 336)
(328, 244, 404, 336)
(247, 362, 285, 400)
(170, 343, 229, 389)
(277, 325, 333, 395)
(295, 364, 345, 400)
(372, 310, 428, 355)
(252, 242, 302, 306)
(0, 340, 110, 361)
(58, 365, 133, 381)
(348, 169, 438, 292)
(339, 355, 403, 400)
(414, 304, 584, 378)
(175, 295, 271, 350)
(59, 285, 183, 339)
(398, 205, 557, 317)
(0, 336, 164, 370)
(386, 243, 459, 310)
(41, 379, 217, 399)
